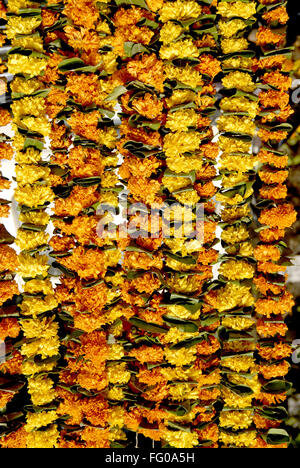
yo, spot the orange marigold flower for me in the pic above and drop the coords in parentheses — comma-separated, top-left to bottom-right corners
(259, 168, 288, 185)
(127, 54, 164, 92)
(55, 186, 100, 217)
(81, 427, 110, 449)
(0, 391, 14, 410)
(129, 345, 164, 364)
(0, 350, 22, 375)
(256, 319, 288, 339)
(0, 318, 20, 341)
(259, 227, 285, 243)
(197, 336, 220, 356)
(0, 108, 10, 126)
(257, 149, 288, 169)
(261, 70, 292, 91)
(259, 203, 296, 229)
(41, 53, 63, 84)
(113, 25, 154, 56)
(256, 26, 285, 47)
(132, 93, 163, 120)
(124, 251, 163, 271)
(0, 245, 18, 272)
(254, 244, 281, 262)
(254, 413, 281, 430)
(130, 272, 161, 294)
(257, 392, 287, 406)
(68, 146, 104, 178)
(142, 382, 169, 402)
(0, 205, 9, 218)
(197, 248, 218, 266)
(195, 181, 217, 199)
(42, 9, 59, 28)
(0, 281, 18, 307)
(66, 74, 102, 107)
(254, 276, 285, 295)
(255, 290, 294, 317)
(0, 425, 27, 448)
(255, 436, 287, 449)
(64, 0, 99, 29)
(197, 423, 219, 442)
(50, 235, 76, 252)
(263, 6, 289, 24)
(59, 246, 107, 279)
(259, 360, 290, 379)
(69, 110, 100, 142)
(195, 34, 217, 49)
(197, 164, 217, 180)
(196, 55, 221, 79)
(259, 89, 289, 109)
(137, 368, 166, 386)
(128, 176, 162, 205)
(46, 88, 68, 119)
(0, 143, 13, 161)
(257, 342, 292, 360)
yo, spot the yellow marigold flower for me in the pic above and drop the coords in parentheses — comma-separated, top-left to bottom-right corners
(101, 172, 119, 188)
(162, 429, 199, 448)
(222, 172, 249, 189)
(218, 115, 256, 136)
(107, 387, 124, 401)
(26, 425, 59, 449)
(160, 39, 199, 60)
(220, 430, 257, 448)
(18, 116, 51, 137)
(7, 55, 47, 78)
(218, 283, 254, 312)
(12, 97, 46, 120)
(166, 155, 203, 173)
(222, 355, 255, 373)
(217, 1, 256, 20)
(8, 0, 38, 13)
(165, 347, 197, 366)
(221, 203, 251, 222)
(16, 230, 49, 251)
(220, 96, 258, 119)
(22, 360, 55, 376)
(222, 71, 256, 93)
(19, 211, 50, 226)
(166, 109, 198, 132)
(238, 241, 254, 257)
(16, 165, 50, 185)
(109, 406, 125, 429)
(161, 366, 200, 382)
(223, 56, 253, 70)
(219, 410, 253, 430)
(10, 77, 43, 95)
(108, 344, 125, 361)
(98, 127, 117, 149)
(219, 19, 248, 38)
(221, 387, 253, 409)
(159, 0, 202, 22)
(219, 135, 251, 153)
(219, 154, 257, 172)
(21, 316, 58, 340)
(20, 295, 58, 317)
(160, 21, 183, 44)
(15, 148, 41, 164)
(108, 363, 130, 385)
(18, 253, 49, 279)
(219, 260, 255, 280)
(161, 327, 198, 345)
(221, 225, 250, 244)
(15, 185, 54, 208)
(173, 190, 200, 206)
(229, 373, 260, 396)
(221, 38, 249, 54)
(6, 16, 42, 39)
(169, 383, 199, 401)
(21, 336, 59, 359)
(164, 63, 203, 88)
(12, 35, 44, 53)
(162, 175, 191, 193)
(27, 375, 56, 406)
(165, 304, 200, 321)
(164, 131, 202, 157)
(25, 411, 57, 432)
(166, 90, 196, 108)
(222, 316, 255, 331)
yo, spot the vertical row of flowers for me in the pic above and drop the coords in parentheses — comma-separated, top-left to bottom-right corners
(116, 0, 221, 448)
(6, 0, 60, 448)
(0, 0, 24, 448)
(44, 0, 126, 448)
(253, 0, 296, 448)
(216, 0, 261, 448)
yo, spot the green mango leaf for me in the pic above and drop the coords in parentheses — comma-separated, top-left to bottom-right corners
(129, 317, 169, 334)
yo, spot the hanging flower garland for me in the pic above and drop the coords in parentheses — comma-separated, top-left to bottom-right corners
(115, 0, 221, 449)
(42, 0, 127, 448)
(216, 0, 261, 448)
(253, 0, 296, 449)
(0, 0, 24, 447)
(4, 0, 61, 449)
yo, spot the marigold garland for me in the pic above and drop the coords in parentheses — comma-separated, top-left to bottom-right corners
(0, 0, 297, 449)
